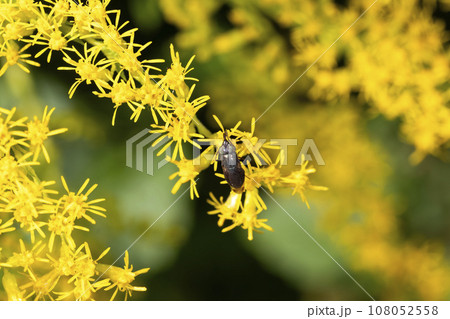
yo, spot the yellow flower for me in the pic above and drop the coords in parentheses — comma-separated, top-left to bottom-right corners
(207, 191, 242, 227)
(243, 151, 284, 193)
(21, 269, 60, 301)
(48, 243, 110, 300)
(206, 113, 327, 239)
(229, 189, 272, 241)
(163, 43, 198, 96)
(46, 196, 91, 252)
(1, 19, 32, 41)
(58, 44, 111, 98)
(207, 189, 272, 240)
(14, 106, 68, 163)
(0, 42, 40, 76)
(97, 251, 150, 301)
(68, 276, 110, 301)
(33, 27, 75, 63)
(7, 179, 48, 242)
(151, 115, 203, 160)
(94, 73, 139, 125)
(1, 240, 48, 280)
(133, 72, 166, 123)
(45, 177, 106, 252)
(168, 158, 201, 199)
(59, 176, 106, 224)
(280, 155, 328, 209)
(90, 4, 135, 53)
(114, 35, 164, 77)
(27, 3, 78, 63)
(169, 84, 210, 122)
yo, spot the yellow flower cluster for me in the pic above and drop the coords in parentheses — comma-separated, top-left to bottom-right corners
(0, 0, 327, 240)
(268, 105, 450, 300)
(292, 0, 450, 163)
(0, 106, 149, 300)
(159, 0, 450, 300)
(159, 0, 450, 163)
(204, 117, 327, 240)
(155, 0, 450, 299)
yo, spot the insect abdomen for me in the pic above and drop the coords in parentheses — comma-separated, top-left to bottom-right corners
(222, 161, 245, 190)
(219, 134, 245, 191)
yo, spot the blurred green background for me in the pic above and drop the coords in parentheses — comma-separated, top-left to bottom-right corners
(1, 0, 450, 300)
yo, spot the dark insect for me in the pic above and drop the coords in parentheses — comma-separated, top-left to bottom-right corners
(218, 131, 245, 191)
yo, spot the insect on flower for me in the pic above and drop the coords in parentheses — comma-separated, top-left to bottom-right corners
(219, 131, 245, 192)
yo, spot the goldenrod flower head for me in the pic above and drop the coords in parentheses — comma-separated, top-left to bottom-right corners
(211, 116, 277, 169)
(95, 74, 139, 125)
(1, 0, 448, 301)
(4, 240, 47, 277)
(15, 106, 68, 163)
(208, 189, 272, 240)
(68, 243, 97, 282)
(43, 177, 105, 251)
(2, 20, 32, 41)
(69, 276, 110, 301)
(59, 44, 110, 98)
(98, 251, 150, 301)
(59, 176, 106, 223)
(280, 155, 328, 209)
(47, 243, 110, 301)
(164, 43, 198, 95)
(171, 84, 210, 121)
(134, 74, 166, 123)
(243, 152, 284, 193)
(33, 28, 72, 63)
(207, 191, 242, 227)
(22, 270, 60, 301)
(231, 189, 272, 241)
(9, 180, 47, 241)
(49, 243, 79, 277)
(47, 206, 77, 252)
(72, 277, 94, 301)
(151, 115, 203, 160)
(92, 7, 133, 52)
(168, 157, 201, 199)
(0, 42, 40, 76)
